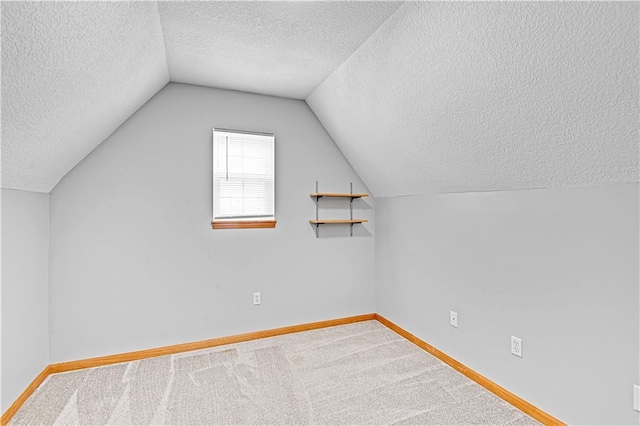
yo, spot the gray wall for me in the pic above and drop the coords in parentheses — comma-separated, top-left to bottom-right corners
(1, 189, 49, 412)
(375, 184, 639, 425)
(49, 83, 375, 363)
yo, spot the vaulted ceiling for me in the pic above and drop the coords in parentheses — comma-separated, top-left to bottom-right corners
(2, 2, 168, 193)
(158, 1, 402, 99)
(2, 1, 401, 193)
(2, 1, 637, 195)
(309, 2, 639, 196)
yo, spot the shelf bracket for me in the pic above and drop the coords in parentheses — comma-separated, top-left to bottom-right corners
(350, 182, 353, 237)
(315, 181, 319, 238)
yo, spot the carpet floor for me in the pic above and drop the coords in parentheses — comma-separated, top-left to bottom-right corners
(10, 321, 539, 425)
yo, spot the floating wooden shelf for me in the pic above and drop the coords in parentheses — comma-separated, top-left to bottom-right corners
(310, 192, 369, 199)
(311, 182, 369, 238)
(309, 219, 368, 224)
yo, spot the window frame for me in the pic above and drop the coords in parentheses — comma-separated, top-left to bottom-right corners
(211, 128, 276, 230)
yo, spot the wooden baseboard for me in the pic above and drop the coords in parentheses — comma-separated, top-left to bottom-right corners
(374, 314, 564, 425)
(1, 366, 51, 425)
(48, 314, 375, 374)
(2, 313, 563, 426)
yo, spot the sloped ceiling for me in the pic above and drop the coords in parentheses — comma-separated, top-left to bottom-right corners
(308, 2, 639, 196)
(2, 1, 401, 193)
(2, 2, 637, 195)
(2, 2, 169, 193)
(158, 1, 402, 100)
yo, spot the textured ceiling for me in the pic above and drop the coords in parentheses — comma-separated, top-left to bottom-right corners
(3, 2, 637, 195)
(2, 2, 169, 192)
(158, 1, 401, 100)
(2, 1, 400, 192)
(308, 2, 639, 197)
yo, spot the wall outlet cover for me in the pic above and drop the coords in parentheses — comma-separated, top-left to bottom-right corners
(450, 311, 458, 328)
(511, 336, 522, 358)
(253, 292, 261, 306)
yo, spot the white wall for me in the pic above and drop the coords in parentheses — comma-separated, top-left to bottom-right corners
(49, 83, 375, 363)
(1, 189, 49, 412)
(375, 184, 639, 425)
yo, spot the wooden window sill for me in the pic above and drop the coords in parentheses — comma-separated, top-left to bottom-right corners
(211, 220, 277, 229)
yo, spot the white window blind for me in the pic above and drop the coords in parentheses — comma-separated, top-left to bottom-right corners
(213, 129, 275, 220)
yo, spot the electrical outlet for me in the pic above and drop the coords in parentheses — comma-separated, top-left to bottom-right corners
(450, 311, 458, 328)
(253, 292, 261, 306)
(511, 336, 522, 358)
(634, 385, 639, 412)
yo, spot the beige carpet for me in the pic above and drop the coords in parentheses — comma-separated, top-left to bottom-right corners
(10, 321, 539, 425)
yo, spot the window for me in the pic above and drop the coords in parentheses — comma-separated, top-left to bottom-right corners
(212, 128, 276, 229)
